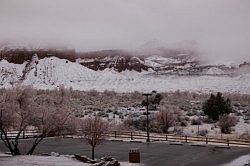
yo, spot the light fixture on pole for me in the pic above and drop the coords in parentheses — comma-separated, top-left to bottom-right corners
(142, 93, 153, 142)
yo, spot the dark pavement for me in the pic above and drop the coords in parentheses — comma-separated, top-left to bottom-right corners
(1, 138, 250, 166)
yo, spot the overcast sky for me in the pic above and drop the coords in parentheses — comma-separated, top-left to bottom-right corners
(0, 0, 249, 62)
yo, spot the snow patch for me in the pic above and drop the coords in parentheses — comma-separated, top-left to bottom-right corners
(221, 154, 250, 166)
(145, 55, 182, 67)
(0, 155, 143, 166)
(206, 67, 225, 75)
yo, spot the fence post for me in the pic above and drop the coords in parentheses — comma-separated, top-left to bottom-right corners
(23, 131, 25, 139)
(185, 136, 188, 143)
(131, 132, 133, 140)
(115, 131, 117, 138)
(227, 139, 229, 147)
(166, 135, 168, 141)
(206, 137, 208, 144)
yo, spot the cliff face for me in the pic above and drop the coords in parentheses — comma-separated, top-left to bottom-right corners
(0, 49, 149, 72)
(0, 48, 76, 64)
(1, 48, 250, 93)
(77, 55, 149, 72)
(2, 47, 249, 75)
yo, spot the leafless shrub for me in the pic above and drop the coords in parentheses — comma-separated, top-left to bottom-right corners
(87, 90, 99, 96)
(156, 105, 180, 133)
(245, 110, 250, 119)
(109, 120, 128, 131)
(239, 132, 250, 140)
(0, 87, 75, 155)
(218, 114, 238, 134)
(198, 129, 208, 136)
(191, 117, 203, 125)
(130, 91, 144, 100)
(173, 126, 183, 135)
(123, 116, 146, 131)
(78, 116, 108, 160)
(178, 116, 188, 127)
(103, 90, 116, 97)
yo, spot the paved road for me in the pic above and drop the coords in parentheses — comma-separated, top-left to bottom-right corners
(1, 138, 250, 166)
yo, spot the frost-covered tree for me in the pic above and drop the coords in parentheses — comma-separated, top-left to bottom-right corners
(218, 114, 237, 134)
(79, 116, 108, 160)
(0, 87, 75, 155)
(0, 87, 35, 155)
(157, 105, 180, 133)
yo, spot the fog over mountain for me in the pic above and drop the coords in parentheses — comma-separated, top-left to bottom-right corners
(0, 0, 249, 63)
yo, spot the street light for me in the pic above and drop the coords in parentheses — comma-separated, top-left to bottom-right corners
(142, 93, 152, 142)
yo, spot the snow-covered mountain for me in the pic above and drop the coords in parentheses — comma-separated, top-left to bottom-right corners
(1, 53, 250, 94)
(76, 53, 148, 72)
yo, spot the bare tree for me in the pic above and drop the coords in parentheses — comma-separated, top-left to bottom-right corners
(0, 87, 35, 155)
(0, 87, 75, 155)
(157, 105, 180, 133)
(79, 116, 108, 160)
(218, 114, 238, 134)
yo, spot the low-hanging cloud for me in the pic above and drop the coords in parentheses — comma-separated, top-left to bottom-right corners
(0, 0, 250, 63)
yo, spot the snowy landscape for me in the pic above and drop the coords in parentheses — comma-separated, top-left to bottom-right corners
(1, 0, 250, 165)
(1, 53, 250, 94)
(1, 49, 250, 166)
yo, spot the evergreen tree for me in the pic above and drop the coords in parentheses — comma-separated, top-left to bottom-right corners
(202, 92, 232, 121)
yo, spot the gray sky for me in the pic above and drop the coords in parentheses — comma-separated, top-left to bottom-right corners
(0, 0, 249, 62)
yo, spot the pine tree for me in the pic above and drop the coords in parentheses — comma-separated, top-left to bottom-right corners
(202, 92, 232, 121)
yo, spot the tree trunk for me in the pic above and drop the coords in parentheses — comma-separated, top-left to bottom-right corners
(0, 128, 16, 155)
(12, 143, 21, 155)
(26, 144, 37, 155)
(26, 136, 45, 155)
(92, 146, 95, 160)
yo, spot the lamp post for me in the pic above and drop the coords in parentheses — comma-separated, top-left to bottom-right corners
(142, 93, 152, 142)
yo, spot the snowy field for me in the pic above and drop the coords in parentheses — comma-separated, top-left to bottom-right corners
(1, 57, 250, 94)
(0, 149, 249, 166)
(0, 154, 143, 166)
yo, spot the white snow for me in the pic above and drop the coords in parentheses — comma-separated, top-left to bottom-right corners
(221, 154, 250, 166)
(0, 155, 143, 166)
(22, 57, 99, 89)
(1, 57, 250, 94)
(145, 55, 182, 67)
(206, 67, 225, 75)
(0, 59, 26, 87)
(0, 152, 11, 157)
(0, 155, 88, 166)
(202, 61, 241, 69)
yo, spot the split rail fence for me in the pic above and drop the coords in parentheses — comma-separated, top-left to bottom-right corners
(103, 131, 250, 147)
(2, 130, 250, 147)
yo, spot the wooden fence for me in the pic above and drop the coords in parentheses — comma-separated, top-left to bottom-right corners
(103, 131, 250, 147)
(1, 130, 250, 147)
(0, 131, 41, 139)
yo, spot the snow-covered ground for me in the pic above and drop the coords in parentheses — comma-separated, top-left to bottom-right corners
(221, 154, 250, 166)
(1, 57, 250, 94)
(0, 154, 143, 166)
(181, 116, 250, 139)
(0, 155, 86, 166)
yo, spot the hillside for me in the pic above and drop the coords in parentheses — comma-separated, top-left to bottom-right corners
(1, 53, 250, 94)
